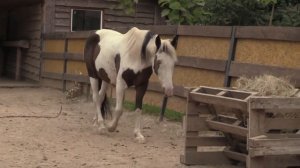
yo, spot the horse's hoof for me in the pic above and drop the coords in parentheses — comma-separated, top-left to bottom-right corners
(107, 126, 116, 132)
(135, 136, 146, 144)
(98, 126, 108, 135)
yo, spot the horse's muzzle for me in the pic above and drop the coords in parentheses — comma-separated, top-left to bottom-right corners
(164, 87, 174, 97)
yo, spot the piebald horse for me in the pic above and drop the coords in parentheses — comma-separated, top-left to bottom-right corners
(84, 27, 178, 143)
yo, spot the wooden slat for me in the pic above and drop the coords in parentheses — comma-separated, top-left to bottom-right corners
(177, 56, 226, 72)
(236, 26, 300, 42)
(181, 151, 231, 165)
(64, 74, 89, 83)
(265, 118, 300, 130)
(249, 146, 300, 157)
(42, 52, 64, 59)
(1, 40, 30, 48)
(185, 136, 227, 147)
(186, 115, 210, 131)
(189, 91, 248, 111)
(177, 25, 232, 38)
(249, 136, 300, 148)
(250, 97, 300, 109)
(229, 62, 300, 87)
(223, 147, 247, 162)
(41, 72, 63, 80)
(206, 119, 248, 137)
(137, 25, 177, 35)
(224, 26, 237, 87)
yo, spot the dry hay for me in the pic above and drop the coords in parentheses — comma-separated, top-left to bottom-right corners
(236, 74, 298, 97)
(65, 82, 83, 99)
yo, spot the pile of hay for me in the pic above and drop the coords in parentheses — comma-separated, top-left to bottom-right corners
(65, 82, 83, 99)
(236, 74, 298, 97)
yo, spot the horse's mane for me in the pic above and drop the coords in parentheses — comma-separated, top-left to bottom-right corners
(160, 39, 178, 62)
(121, 27, 157, 62)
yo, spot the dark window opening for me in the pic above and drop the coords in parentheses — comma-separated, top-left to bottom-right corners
(71, 9, 102, 31)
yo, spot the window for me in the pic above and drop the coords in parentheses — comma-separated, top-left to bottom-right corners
(71, 9, 102, 31)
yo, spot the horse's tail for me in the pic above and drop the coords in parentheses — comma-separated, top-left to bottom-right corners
(84, 32, 100, 79)
(101, 92, 112, 119)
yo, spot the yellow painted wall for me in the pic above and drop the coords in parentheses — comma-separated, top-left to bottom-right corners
(44, 40, 65, 53)
(68, 39, 85, 53)
(43, 59, 64, 73)
(67, 61, 87, 75)
(235, 39, 300, 69)
(176, 36, 230, 60)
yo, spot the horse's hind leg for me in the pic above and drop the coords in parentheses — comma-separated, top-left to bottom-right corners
(90, 77, 107, 134)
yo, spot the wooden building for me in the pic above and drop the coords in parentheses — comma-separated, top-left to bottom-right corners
(0, 0, 164, 82)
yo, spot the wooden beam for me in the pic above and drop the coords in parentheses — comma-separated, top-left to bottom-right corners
(185, 136, 227, 147)
(250, 97, 300, 109)
(42, 52, 64, 59)
(236, 26, 300, 42)
(224, 26, 237, 87)
(1, 40, 30, 48)
(177, 56, 226, 72)
(206, 119, 248, 137)
(224, 147, 247, 162)
(249, 146, 300, 157)
(249, 136, 300, 148)
(177, 25, 232, 38)
(189, 91, 248, 111)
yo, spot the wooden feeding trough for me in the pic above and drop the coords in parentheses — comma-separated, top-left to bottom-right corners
(181, 86, 256, 166)
(181, 86, 300, 167)
(248, 97, 300, 168)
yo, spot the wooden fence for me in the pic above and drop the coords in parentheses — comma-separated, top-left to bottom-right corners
(40, 26, 300, 112)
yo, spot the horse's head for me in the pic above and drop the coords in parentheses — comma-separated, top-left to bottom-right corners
(152, 35, 178, 97)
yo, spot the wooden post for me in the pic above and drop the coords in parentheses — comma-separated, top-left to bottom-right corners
(15, 47, 22, 80)
(224, 26, 237, 87)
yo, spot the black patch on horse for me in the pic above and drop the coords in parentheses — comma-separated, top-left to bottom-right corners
(84, 33, 100, 78)
(122, 67, 153, 87)
(115, 53, 120, 73)
(141, 31, 155, 61)
(98, 68, 110, 83)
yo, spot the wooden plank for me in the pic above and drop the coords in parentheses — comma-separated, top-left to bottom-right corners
(1, 40, 30, 48)
(42, 52, 64, 59)
(63, 74, 89, 83)
(265, 118, 300, 130)
(55, 0, 114, 9)
(43, 0, 55, 33)
(65, 53, 84, 61)
(236, 26, 300, 42)
(41, 72, 63, 80)
(249, 136, 300, 148)
(189, 91, 248, 111)
(185, 136, 227, 147)
(229, 62, 300, 87)
(15, 48, 22, 80)
(186, 116, 209, 131)
(250, 97, 300, 109)
(177, 56, 226, 72)
(181, 151, 231, 165)
(249, 146, 300, 156)
(177, 25, 232, 38)
(223, 147, 247, 162)
(137, 25, 177, 35)
(43, 32, 66, 39)
(224, 26, 237, 87)
(206, 119, 248, 137)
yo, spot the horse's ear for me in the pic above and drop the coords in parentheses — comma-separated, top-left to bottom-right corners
(170, 35, 179, 48)
(155, 35, 161, 51)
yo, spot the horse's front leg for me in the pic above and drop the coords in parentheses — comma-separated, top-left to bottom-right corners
(133, 83, 148, 143)
(107, 80, 126, 132)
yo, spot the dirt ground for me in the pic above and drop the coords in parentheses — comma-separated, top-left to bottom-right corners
(0, 87, 187, 168)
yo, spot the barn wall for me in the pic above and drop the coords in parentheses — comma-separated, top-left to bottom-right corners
(0, 11, 7, 76)
(4, 3, 42, 81)
(44, 0, 163, 33)
(40, 26, 300, 113)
